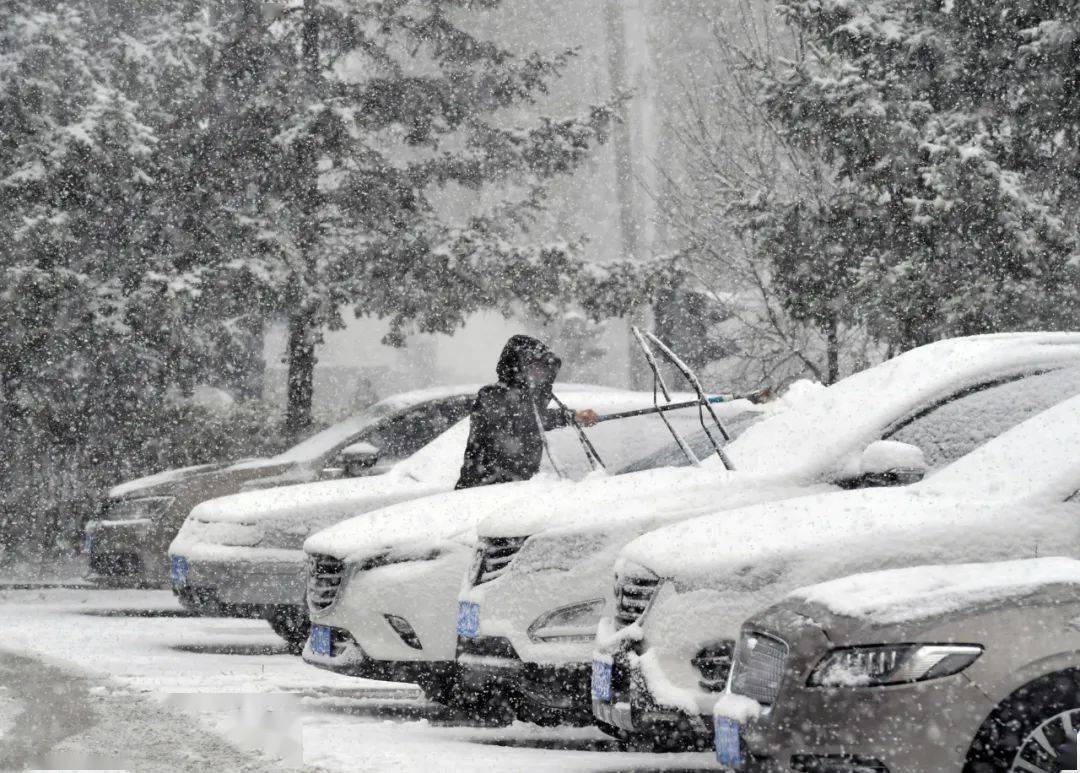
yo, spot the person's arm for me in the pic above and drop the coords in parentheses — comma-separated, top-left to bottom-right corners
(540, 404, 598, 430)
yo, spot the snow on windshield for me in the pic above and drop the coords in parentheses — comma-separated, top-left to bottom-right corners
(725, 334, 1080, 479)
(917, 390, 1080, 501)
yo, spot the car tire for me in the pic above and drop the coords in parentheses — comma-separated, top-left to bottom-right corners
(266, 607, 310, 654)
(965, 669, 1080, 772)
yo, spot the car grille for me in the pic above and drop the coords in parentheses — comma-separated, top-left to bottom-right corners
(614, 569, 661, 629)
(473, 537, 527, 585)
(730, 629, 788, 706)
(307, 554, 346, 613)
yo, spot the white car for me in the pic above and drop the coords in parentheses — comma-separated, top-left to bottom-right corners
(458, 333, 1080, 727)
(596, 382, 1080, 750)
(167, 386, 659, 649)
(300, 402, 761, 706)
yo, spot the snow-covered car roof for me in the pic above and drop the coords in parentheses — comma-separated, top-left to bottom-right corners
(108, 462, 227, 499)
(226, 384, 482, 471)
(619, 391, 1080, 585)
(787, 556, 1080, 626)
(725, 332, 1080, 481)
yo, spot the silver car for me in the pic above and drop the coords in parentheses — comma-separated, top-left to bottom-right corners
(715, 554, 1080, 772)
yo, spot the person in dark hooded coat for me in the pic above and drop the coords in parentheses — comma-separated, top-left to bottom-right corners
(455, 335, 598, 489)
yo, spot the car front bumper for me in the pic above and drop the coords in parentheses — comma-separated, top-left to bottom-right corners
(85, 518, 164, 586)
(591, 646, 715, 747)
(725, 672, 994, 772)
(456, 635, 593, 722)
(170, 551, 305, 617)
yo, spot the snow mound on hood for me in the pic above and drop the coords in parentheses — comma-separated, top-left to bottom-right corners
(791, 556, 1080, 624)
(724, 332, 1080, 480)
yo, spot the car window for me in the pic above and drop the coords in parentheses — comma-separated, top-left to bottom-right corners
(884, 367, 1080, 471)
(613, 411, 760, 475)
(352, 397, 472, 462)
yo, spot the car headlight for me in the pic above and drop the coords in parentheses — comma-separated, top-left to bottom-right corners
(807, 644, 983, 688)
(527, 598, 605, 643)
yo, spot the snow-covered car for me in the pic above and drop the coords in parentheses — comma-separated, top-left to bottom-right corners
(84, 386, 477, 587)
(598, 382, 1080, 751)
(458, 333, 1080, 728)
(167, 387, 641, 650)
(299, 404, 761, 706)
(713, 556, 1080, 773)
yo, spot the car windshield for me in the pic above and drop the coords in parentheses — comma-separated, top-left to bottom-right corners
(614, 411, 761, 475)
(260, 403, 398, 466)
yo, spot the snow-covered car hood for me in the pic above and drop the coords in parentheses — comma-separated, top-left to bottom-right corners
(622, 389, 1080, 587)
(787, 556, 1080, 628)
(475, 333, 1080, 542)
(723, 332, 1080, 480)
(107, 462, 229, 499)
(303, 477, 565, 562)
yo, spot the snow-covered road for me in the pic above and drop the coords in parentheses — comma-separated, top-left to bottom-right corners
(0, 587, 715, 771)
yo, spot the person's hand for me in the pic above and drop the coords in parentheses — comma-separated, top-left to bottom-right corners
(575, 408, 599, 427)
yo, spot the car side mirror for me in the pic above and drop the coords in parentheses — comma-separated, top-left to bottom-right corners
(322, 442, 381, 479)
(850, 440, 928, 488)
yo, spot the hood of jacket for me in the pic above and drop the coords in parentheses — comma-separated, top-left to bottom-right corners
(496, 335, 561, 397)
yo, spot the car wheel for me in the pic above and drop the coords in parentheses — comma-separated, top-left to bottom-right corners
(266, 607, 310, 654)
(965, 670, 1080, 773)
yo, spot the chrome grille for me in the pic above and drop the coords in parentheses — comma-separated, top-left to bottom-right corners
(730, 629, 788, 706)
(614, 571, 661, 629)
(307, 553, 346, 612)
(473, 537, 527, 585)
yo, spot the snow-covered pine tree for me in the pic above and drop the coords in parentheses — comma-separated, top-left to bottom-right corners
(0, 1, 236, 553)
(227, 0, 626, 436)
(759, 0, 1076, 352)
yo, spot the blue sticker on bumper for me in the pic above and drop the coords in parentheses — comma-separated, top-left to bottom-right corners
(715, 716, 743, 768)
(309, 624, 332, 657)
(170, 555, 188, 586)
(456, 601, 479, 639)
(591, 659, 613, 702)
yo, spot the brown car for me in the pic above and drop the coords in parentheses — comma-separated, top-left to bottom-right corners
(84, 387, 476, 587)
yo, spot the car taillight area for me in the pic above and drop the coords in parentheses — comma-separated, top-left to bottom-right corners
(472, 536, 527, 585)
(730, 629, 789, 706)
(613, 570, 660, 629)
(307, 553, 346, 612)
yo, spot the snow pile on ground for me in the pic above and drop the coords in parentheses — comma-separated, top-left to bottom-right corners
(791, 556, 1080, 624)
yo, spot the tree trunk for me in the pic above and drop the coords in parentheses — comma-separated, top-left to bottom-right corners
(284, 0, 321, 438)
(825, 312, 839, 385)
(285, 309, 316, 438)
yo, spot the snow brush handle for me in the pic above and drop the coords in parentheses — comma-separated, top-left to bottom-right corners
(594, 388, 774, 424)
